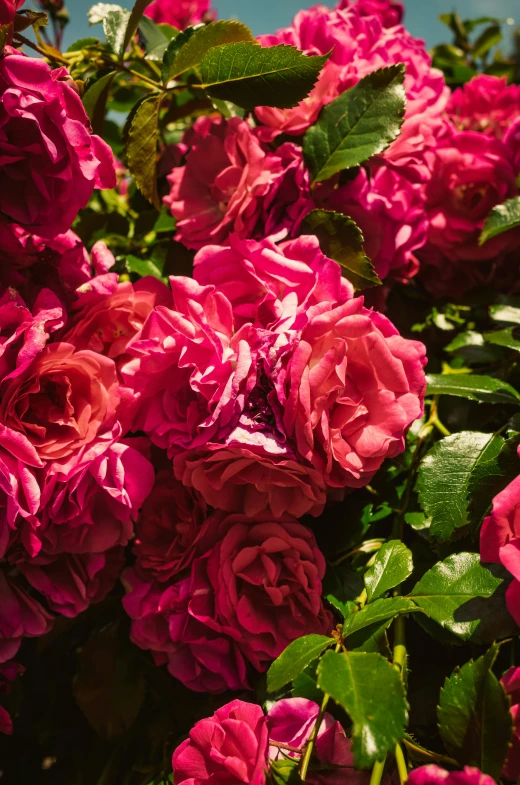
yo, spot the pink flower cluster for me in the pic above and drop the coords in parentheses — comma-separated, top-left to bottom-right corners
(172, 697, 373, 785)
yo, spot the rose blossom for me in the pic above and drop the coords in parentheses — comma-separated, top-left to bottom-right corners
(0, 342, 121, 465)
(123, 569, 249, 693)
(0, 0, 23, 40)
(133, 469, 218, 582)
(144, 0, 214, 28)
(172, 700, 269, 785)
(196, 516, 333, 671)
(501, 667, 520, 781)
(0, 426, 42, 560)
(163, 116, 312, 250)
(0, 660, 23, 735)
(505, 117, 520, 175)
(480, 468, 520, 627)
(193, 234, 353, 331)
(0, 571, 53, 662)
(447, 75, 520, 141)
(280, 297, 426, 488)
(18, 548, 125, 618)
(0, 51, 115, 238)
(255, 2, 448, 140)
(123, 276, 254, 455)
(338, 0, 404, 27)
(267, 698, 367, 785)
(407, 767, 495, 785)
(63, 276, 171, 372)
(322, 165, 427, 280)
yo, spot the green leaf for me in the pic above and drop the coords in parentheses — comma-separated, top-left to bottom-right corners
(301, 210, 381, 290)
(0, 24, 10, 55)
(408, 552, 519, 644)
(303, 64, 406, 182)
(343, 597, 418, 636)
(437, 644, 512, 778)
(126, 255, 164, 280)
(317, 649, 408, 767)
(472, 24, 502, 59)
(416, 431, 518, 541)
(484, 326, 520, 353)
(364, 541, 413, 601)
(123, 0, 154, 54)
(67, 37, 99, 52)
(426, 373, 520, 405)
(88, 3, 122, 25)
(266, 634, 334, 694)
(269, 759, 305, 785)
(125, 95, 161, 210)
(103, 7, 132, 57)
(138, 16, 178, 60)
(490, 303, 520, 325)
(163, 20, 254, 82)
(480, 196, 520, 245)
(198, 42, 329, 110)
(82, 72, 116, 132)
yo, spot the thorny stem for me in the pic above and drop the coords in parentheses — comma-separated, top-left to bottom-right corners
(402, 738, 457, 767)
(299, 642, 341, 781)
(13, 33, 69, 64)
(332, 539, 384, 567)
(269, 742, 303, 754)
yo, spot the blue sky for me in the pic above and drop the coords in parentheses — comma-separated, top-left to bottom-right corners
(63, 0, 518, 49)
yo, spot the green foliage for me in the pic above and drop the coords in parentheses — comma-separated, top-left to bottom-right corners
(303, 64, 406, 182)
(125, 94, 161, 209)
(198, 43, 329, 109)
(269, 759, 305, 784)
(364, 542, 414, 601)
(408, 552, 519, 644)
(437, 645, 512, 778)
(103, 7, 132, 56)
(301, 210, 381, 290)
(317, 649, 408, 767)
(82, 71, 116, 129)
(123, 0, 154, 53)
(426, 373, 520, 405)
(162, 21, 254, 82)
(480, 196, 520, 245)
(266, 635, 335, 694)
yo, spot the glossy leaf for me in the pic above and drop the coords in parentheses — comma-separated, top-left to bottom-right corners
(139, 16, 178, 59)
(364, 541, 413, 600)
(343, 598, 418, 637)
(266, 634, 334, 694)
(408, 552, 518, 644)
(317, 649, 407, 767)
(438, 644, 512, 778)
(269, 759, 305, 784)
(301, 209, 381, 290)
(489, 303, 520, 324)
(484, 326, 520, 353)
(163, 20, 254, 82)
(199, 42, 329, 109)
(123, 0, 154, 53)
(480, 196, 520, 245)
(472, 24, 502, 59)
(303, 64, 405, 182)
(426, 373, 520, 405)
(125, 94, 161, 209)
(103, 8, 131, 56)
(88, 3, 122, 25)
(82, 72, 116, 132)
(125, 255, 164, 280)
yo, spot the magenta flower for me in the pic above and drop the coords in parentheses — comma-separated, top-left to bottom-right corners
(0, 571, 53, 662)
(447, 75, 520, 141)
(144, 0, 214, 29)
(407, 766, 495, 785)
(501, 667, 520, 781)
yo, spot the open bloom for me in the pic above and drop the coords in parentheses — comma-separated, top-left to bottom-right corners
(164, 116, 312, 250)
(0, 425, 42, 560)
(447, 74, 520, 141)
(0, 52, 115, 238)
(144, 0, 213, 28)
(501, 667, 520, 781)
(0, 571, 53, 662)
(407, 766, 495, 785)
(193, 234, 353, 332)
(172, 700, 269, 785)
(480, 467, 520, 627)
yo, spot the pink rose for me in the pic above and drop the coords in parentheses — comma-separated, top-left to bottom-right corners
(0, 342, 121, 464)
(144, 0, 214, 28)
(255, 3, 447, 140)
(447, 75, 520, 141)
(0, 571, 53, 662)
(0, 425, 42, 560)
(18, 439, 155, 559)
(123, 569, 249, 693)
(18, 548, 125, 618)
(0, 52, 115, 238)
(501, 667, 520, 781)
(505, 117, 520, 175)
(193, 234, 353, 331)
(480, 469, 520, 628)
(175, 439, 327, 519)
(407, 767, 495, 785)
(267, 697, 368, 785)
(172, 699, 269, 785)
(0, 227, 92, 306)
(322, 165, 427, 280)
(0, 0, 23, 41)
(62, 276, 171, 373)
(280, 297, 426, 488)
(133, 469, 219, 582)
(0, 660, 23, 735)
(200, 517, 333, 672)
(338, 0, 404, 27)
(163, 116, 312, 250)
(123, 277, 254, 455)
